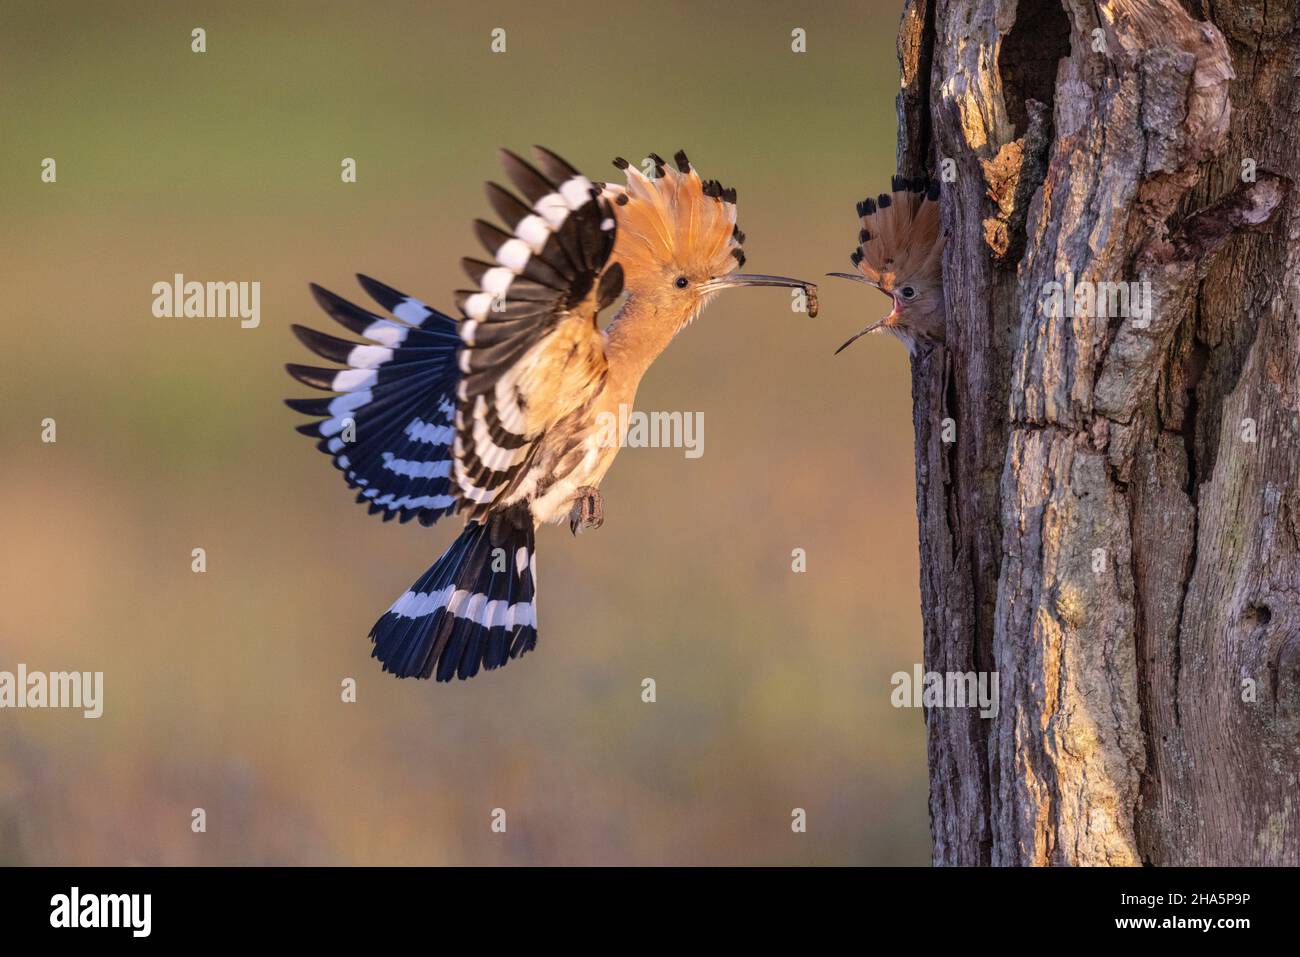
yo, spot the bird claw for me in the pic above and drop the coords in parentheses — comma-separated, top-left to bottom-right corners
(569, 487, 604, 535)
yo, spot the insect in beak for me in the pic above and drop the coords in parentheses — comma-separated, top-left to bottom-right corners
(701, 274, 820, 317)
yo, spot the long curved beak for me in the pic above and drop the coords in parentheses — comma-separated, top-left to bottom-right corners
(827, 272, 894, 354)
(825, 271, 877, 286)
(701, 273, 820, 317)
(834, 318, 890, 355)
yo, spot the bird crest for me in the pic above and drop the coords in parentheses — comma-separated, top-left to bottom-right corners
(849, 175, 944, 295)
(601, 150, 746, 290)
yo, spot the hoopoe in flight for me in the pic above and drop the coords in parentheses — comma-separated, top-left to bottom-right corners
(829, 175, 945, 355)
(286, 147, 816, 682)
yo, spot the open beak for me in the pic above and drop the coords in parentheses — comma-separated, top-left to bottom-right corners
(827, 272, 894, 354)
(833, 317, 892, 354)
(701, 273, 820, 317)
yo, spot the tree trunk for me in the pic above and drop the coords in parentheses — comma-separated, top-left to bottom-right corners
(897, 0, 1298, 865)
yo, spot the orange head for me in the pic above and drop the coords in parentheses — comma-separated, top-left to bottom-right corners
(602, 151, 816, 331)
(829, 175, 945, 355)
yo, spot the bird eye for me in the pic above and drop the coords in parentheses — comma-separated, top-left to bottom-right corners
(899, 285, 917, 300)
(674, 276, 689, 289)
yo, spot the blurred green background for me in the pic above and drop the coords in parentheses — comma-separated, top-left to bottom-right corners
(0, 0, 926, 865)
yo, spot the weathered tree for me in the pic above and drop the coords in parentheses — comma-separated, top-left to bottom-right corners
(896, 0, 1297, 864)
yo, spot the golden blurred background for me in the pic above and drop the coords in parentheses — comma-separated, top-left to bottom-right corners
(0, 0, 927, 864)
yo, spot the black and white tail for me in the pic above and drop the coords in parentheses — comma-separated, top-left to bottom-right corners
(369, 504, 538, 681)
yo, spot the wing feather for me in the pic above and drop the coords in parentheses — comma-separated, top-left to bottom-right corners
(285, 277, 462, 526)
(452, 147, 620, 517)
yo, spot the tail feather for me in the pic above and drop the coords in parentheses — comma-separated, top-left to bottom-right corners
(370, 506, 538, 680)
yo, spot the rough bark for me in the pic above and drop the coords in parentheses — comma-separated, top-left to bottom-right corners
(897, 0, 1298, 865)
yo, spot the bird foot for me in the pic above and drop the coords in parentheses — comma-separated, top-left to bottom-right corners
(569, 487, 604, 535)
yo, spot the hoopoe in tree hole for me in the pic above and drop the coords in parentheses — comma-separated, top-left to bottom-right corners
(829, 175, 945, 355)
(286, 147, 817, 682)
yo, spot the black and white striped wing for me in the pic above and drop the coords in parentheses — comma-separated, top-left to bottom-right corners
(286, 276, 462, 526)
(451, 146, 624, 514)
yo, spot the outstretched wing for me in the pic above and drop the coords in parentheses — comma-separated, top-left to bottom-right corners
(451, 146, 624, 517)
(285, 276, 463, 526)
